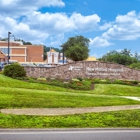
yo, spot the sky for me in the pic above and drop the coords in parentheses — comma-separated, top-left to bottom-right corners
(0, 0, 140, 58)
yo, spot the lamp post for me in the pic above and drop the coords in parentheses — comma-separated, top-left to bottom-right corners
(63, 48, 65, 64)
(8, 31, 11, 64)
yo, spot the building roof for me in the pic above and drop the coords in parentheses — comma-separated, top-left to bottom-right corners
(86, 56, 96, 61)
(50, 49, 56, 52)
(0, 41, 21, 46)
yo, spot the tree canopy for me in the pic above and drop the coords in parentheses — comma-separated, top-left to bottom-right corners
(99, 49, 139, 66)
(61, 35, 90, 61)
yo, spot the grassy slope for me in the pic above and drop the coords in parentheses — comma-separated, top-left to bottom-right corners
(0, 74, 140, 109)
(90, 84, 140, 96)
(0, 74, 140, 128)
(0, 74, 140, 96)
(0, 74, 67, 91)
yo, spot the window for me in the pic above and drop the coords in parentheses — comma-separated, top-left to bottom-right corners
(0, 48, 11, 54)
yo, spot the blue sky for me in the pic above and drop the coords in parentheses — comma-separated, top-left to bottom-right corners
(0, 0, 140, 58)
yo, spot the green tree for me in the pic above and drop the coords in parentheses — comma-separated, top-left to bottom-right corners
(134, 52, 140, 61)
(129, 62, 140, 69)
(61, 35, 90, 61)
(1, 38, 7, 41)
(99, 49, 138, 66)
(121, 48, 131, 56)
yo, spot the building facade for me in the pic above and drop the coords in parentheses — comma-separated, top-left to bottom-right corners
(47, 49, 67, 65)
(0, 41, 44, 64)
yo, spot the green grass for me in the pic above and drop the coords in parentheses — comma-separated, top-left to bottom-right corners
(0, 74, 68, 91)
(88, 84, 140, 96)
(0, 109, 140, 128)
(0, 74, 140, 96)
(0, 74, 140, 128)
(1, 87, 139, 109)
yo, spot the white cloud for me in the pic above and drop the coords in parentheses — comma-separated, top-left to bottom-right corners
(70, 13, 100, 32)
(0, 11, 100, 45)
(99, 22, 112, 30)
(89, 37, 113, 47)
(90, 11, 140, 48)
(0, 0, 65, 17)
(102, 11, 140, 40)
(0, 15, 49, 43)
(25, 12, 72, 34)
(2, 0, 140, 50)
(25, 12, 100, 34)
(0, 0, 100, 47)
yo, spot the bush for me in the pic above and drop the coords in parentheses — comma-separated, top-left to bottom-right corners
(3, 63, 26, 78)
(77, 77, 83, 81)
(92, 78, 101, 83)
(130, 80, 138, 85)
(114, 79, 123, 84)
(129, 62, 140, 69)
(37, 78, 46, 81)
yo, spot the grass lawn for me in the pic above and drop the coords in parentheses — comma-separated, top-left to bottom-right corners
(0, 74, 140, 128)
(0, 110, 140, 128)
(1, 87, 140, 109)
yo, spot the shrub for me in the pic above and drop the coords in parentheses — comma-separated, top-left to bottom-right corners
(72, 78, 80, 81)
(114, 79, 123, 84)
(77, 77, 83, 81)
(129, 62, 140, 69)
(92, 78, 101, 83)
(130, 80, 138, 85)
(37, 78, 46, 81)
(3, 63, 26, 78)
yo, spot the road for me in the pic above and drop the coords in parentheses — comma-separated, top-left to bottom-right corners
(0, 129, 140, 140)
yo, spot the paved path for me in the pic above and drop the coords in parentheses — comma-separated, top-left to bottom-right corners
(1, 105, 140, 116)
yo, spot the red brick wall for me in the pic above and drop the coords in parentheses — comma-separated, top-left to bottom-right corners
(0, 42, 44, 63)
(12, 48, 25, 54)
(26, 45, 44, 62)
(11, 56, 25, 62)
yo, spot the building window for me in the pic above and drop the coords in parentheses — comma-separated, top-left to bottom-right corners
(0, 48, 11, 54)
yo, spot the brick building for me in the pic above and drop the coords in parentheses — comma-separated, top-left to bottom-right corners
(0, 41, 44, 64)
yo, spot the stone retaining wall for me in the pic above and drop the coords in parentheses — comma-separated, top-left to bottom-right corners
(24, 61, 140, 81)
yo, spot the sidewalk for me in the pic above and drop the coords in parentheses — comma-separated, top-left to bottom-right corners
(1, 105, 140, 116)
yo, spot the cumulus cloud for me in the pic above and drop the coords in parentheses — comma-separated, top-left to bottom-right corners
(70, 13, 100, 31)
(1, 0, 140, 49)
(0, 0, 65, 17)
(102, 11, 140, 40)
(89, 37, 113, 47)
(90, 11, 140, 48)
(0, 11, 100, 45)
(26, 12, 100, 34)
(26, 12, 75, 34)
(0, 0, 100, 46)
(0, 15, 49, 43)
(99, 22, 113, 30)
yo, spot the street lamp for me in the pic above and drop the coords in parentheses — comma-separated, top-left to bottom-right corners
(8, 31, 11, 64)
(63, 48, 65, 64)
